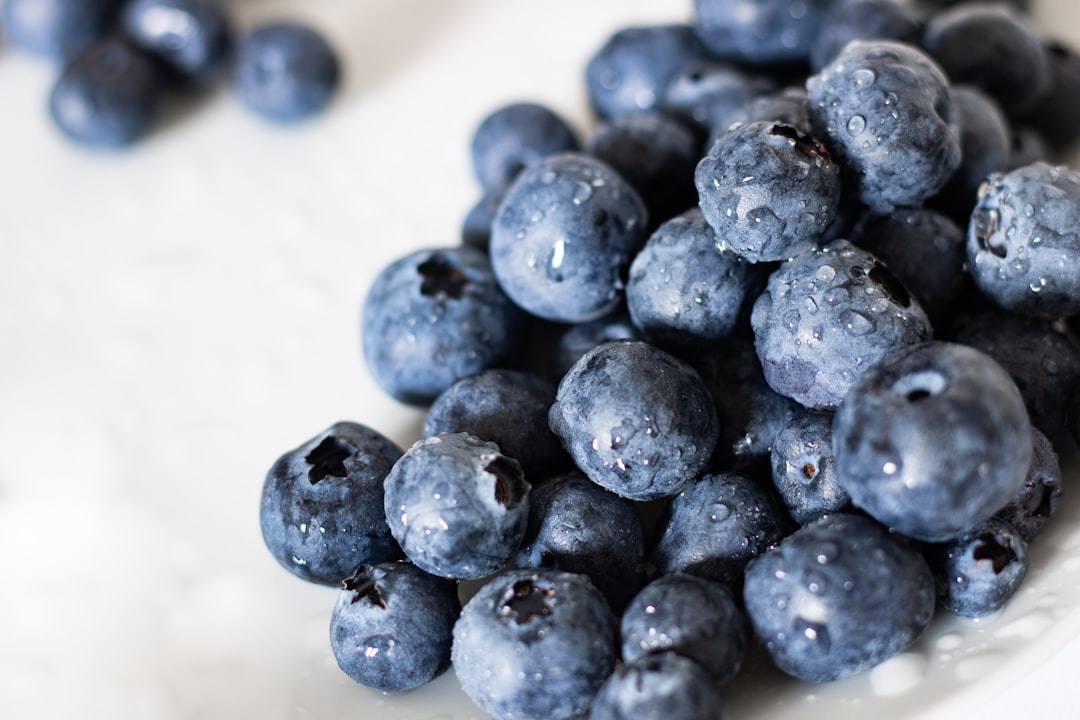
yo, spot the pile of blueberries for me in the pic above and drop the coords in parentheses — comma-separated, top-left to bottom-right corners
(1, 0, 341, 147)
(259, 0, 1080, 717)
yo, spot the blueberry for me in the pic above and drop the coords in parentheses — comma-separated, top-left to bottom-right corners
(361, 245, 526, 406)
(489, 153, 648, 323)
(2, 0, 119, 59)
(750, 239, 933, 410)
(806, 40, 961, 214)
(833, 341, 1033, 542)
(850, 206, 968, 328)
(470, 102, 580, 194)
(692, 0, 836, 67)
(586, 112, 699, 229)
(548, 340, 718, 501)
(742, 513, 936, 682)
(259, 421, 404, 586)
(626, 208, 766, 351)
(712, 85, 813, 144)
(620, 573, 745, 688)
(584, 24, 709, 120)
(121, 0, 232, 85)
(696, 120, 842, 263)
(548, 309, 642, 381)
(423, 369, 569, 482)
(588, 652, 725, 720)
(329, 561, 460, 691)
(809, 0, 924, 73)
(950, 309, 1080, 438)
(966, 162, 1080, 319)
(232, 21, 340, 122)
(925, 517, 1028, 618)
(1015, 41, 1080, 152)
(650, 471, 789, 590)
(769, 408, 852, 525)
(660, 60, 774, 136)
(513, 471, 646, 612)
(48, 37, 162, 148)
(922, 2, 1047, 116)
(452, 567, 617, 720)
(461, 187, 504, 253)
(383, 432, 530, 580)
(994, 425, 1062, 543)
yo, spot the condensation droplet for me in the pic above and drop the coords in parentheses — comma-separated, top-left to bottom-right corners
(846, 115, 866, 134)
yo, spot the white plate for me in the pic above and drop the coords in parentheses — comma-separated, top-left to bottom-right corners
(1, 1, 1078, 719)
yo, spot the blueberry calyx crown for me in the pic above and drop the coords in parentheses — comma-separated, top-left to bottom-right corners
(971, 206, 1007, 258)
(499, 579, 556, 624)
(305, 436, 353, 484)
(849, 262, 912, 308)
(418, 255, 471, 299)
(973, 534, 1018, 574)
(485, 456, 524, 508)
(342, 566, 388, 608)
(768, 122, 827, 161)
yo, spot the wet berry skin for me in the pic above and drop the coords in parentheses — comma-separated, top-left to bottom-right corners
(742, 513, 936, 683)
(925, 517, 1029, 618)
(232, 21, 340, 122)
(620, 573, 745, 688)
(329, 562, 460, 692)
(361, 246, 526, 406)
(548, 340, 719, 501)
(750, 239, 932, 410)
(833, 341, 1033, 543)
(696, 120, 841, 263)
(259, 422, 404, 586)
(650, 471, 789, 591)
(121, 0, 232, 85)
(452, 568, 617, 720)
(966, 162, 1080, 320)
(489, 152, 648, 323)
(513, 471, 646, 613)
(2, 0, 119, 59)
(49, 37, 162, 148)
(383, 433, 530, 580)
(806, 40, 961, 214)
(470, 102, 580, 194)
(588, 652, 725, 720)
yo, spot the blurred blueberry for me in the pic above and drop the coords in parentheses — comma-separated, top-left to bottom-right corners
(121, 0, 231, 85)
(232, 21, 339, 121)
(470, 102, 579, 193)
(2, 0, 119, 59)
(588, 652, 724, 720)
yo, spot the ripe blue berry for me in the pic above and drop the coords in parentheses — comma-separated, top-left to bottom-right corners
(121, 0, 232, 85)
(232, 21, 340, 122)
(2, 0, 118, 59)
(588, 652, 725, 720)
(925, 517, 1029, 618)
(470, 102, 580, 194)
(329, 561, 460, 691)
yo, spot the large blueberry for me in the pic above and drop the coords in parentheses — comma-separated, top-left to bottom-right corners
(548, 340, 718, 501)
(489, 153, 648, 323)
(806, 40, 960, 213)
(361, 246, 526, 406)
(329, 562, 460, 691)
(121, 0, 232, 85)
(750, 239, 932, 410)
(650, 471, 789, 590)
(743, 513, 936, 682)
(833, 341, 1033, 542)
(259, 422, 404, 586)
(696, 119, 841, 262)
(383, 433, 529, 580)
(48, 37, 162, 148)
(453, 568, 617, 720)
(966, 162, 1080, 319)
(513, 471, 646, 612)
(232, 21, 340, 122)
(620, 573, 745, 688)
(626, 209, 765, 350)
